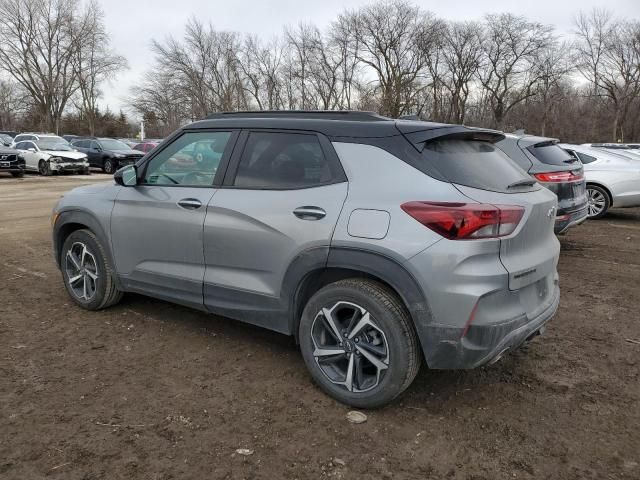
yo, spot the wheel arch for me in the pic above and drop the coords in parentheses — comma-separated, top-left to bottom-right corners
(586, 181, 614, 206)
(288, 247, 432, 363)
(53, 211, 117, 282)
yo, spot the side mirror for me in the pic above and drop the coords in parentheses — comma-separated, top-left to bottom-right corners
(28, 148, 36, 152)
(114, 164, 138, 186)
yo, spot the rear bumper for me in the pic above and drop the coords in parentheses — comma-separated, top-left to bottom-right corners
(422, 284, 560, 369)
(555, 205, 588, 234)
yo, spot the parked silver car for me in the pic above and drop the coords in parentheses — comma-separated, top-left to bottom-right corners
(561, 144, 640, 218)
(52, 111, 560, 408)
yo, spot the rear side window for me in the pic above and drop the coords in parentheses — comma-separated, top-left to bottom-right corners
(576, 152, 597, 164)
(527, 142, 578, 166)
(422, 139, 534, 193)
(234, 132, 338, 189)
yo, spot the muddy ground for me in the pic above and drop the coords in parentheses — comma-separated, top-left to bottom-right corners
(1, 173, 639, 480)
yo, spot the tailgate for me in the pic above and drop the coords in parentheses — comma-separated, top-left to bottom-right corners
(455, 185, 560, 290)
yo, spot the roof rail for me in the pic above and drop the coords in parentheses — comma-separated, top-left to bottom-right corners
(205, 110, 389, 121)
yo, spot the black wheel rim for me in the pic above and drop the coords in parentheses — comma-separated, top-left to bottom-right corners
(104, 161, 113, 173)
(311, 301, 389, 393)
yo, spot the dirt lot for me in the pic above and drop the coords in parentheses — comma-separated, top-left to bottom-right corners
(1, 173, 639, 480)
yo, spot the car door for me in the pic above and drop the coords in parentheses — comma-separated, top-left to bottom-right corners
(87, 140, 104, 167)
(19, 141, 40, 171)
(202, 130, 348, 331)
(110, 130, 238, 309)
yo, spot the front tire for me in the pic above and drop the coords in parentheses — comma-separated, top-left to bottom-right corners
(587, 185, 610, 219)
(299, 279, 421, 409)
(38, 160, 51, 176)
(61, 229, 123, 310)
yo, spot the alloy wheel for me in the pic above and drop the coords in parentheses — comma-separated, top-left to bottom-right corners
(311, 301, 389, 393)
(587, 188, 607, 217)
(64, 242, 99, 301)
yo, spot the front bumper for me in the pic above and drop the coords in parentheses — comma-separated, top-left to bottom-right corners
(0, 158, 25, 173)
(422, 284, 560, 369)
(50, 161, 89, 173)
(555, 205, 588, 234)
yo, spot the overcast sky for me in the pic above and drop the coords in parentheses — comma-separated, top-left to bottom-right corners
(100, 0, 639, 115)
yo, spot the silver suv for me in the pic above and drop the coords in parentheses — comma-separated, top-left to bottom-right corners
(52, 111, 560, 408)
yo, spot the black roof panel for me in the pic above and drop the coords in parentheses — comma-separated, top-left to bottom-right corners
(189, 111, 497, 140)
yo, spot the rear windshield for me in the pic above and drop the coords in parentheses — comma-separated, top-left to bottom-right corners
(422, 139, 535, 193)
(527, 142, 578, 166)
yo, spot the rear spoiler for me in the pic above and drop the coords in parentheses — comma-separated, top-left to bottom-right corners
(395, 123, 505, 152)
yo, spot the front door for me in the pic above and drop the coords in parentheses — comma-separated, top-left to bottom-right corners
(111, 130, 237, 309)
(203, 130, 348, 331)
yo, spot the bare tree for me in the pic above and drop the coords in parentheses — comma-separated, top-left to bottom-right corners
(575, 9, 640, 141)
(0, 0, 98, 133)
(73, 1, 127, 135)
(440, 21, 483, 124)
(339, 0, 439, 117)
(0, 79, 25, 129)
(531, 42, 573, 136)
(239, 35, 285, 110)
(477, 13, 554, 130)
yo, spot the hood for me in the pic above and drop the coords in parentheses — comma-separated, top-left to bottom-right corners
(112, 149, 143, 156)
(0, 146, 17, 154)
(44, 150, 87, 160)
(69, 182, 114, 195)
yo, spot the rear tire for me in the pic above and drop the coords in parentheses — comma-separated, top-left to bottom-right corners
(299, 279, 421, 409)
(103, 158, 115, 174)
(60, 229, 123, 310)
(586, 185, 610, 219)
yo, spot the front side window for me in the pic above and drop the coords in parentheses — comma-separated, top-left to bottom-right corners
(143, 131, 232, 186)
(234, 132, 335, 189)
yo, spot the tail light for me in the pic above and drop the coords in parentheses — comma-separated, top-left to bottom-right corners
(401, 202, 524, 240)
(533, 171, 584, 183)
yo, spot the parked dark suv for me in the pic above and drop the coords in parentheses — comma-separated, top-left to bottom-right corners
(496, 134, 588, 234)
(71, 137, 144, 174)
(0, 145, 25, 177)
(53, 111, 561, 408)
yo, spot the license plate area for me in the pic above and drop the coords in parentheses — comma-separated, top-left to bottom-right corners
(0, 161, 9, 167)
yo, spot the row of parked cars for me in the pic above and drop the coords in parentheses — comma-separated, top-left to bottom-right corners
(0, 132, 162, 176)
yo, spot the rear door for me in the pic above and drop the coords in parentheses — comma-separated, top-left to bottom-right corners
(110, 130, 237, 309)
(202, 130, 348, 330)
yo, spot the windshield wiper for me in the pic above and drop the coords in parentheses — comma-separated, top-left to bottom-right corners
(507, 179, 537, 189)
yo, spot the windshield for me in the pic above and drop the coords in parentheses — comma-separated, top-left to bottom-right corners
(99, 139, 131, 150)
(422, 138, 536, 193)
(37, 137, 73, 151)
(528, 142, 579, 166)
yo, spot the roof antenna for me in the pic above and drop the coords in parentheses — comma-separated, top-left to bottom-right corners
(513, 129, 526, 135)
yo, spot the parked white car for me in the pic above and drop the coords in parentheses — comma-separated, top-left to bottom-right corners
(582, 143, 640, 162)
(14, 135, 89, 175)
(561, 144, 640, 218)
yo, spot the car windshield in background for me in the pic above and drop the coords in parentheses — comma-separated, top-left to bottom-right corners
(100, 139, 131, 150)
(528, 142, 578, 166)
(422, 139, 535, 193)
(37, 138, 73, 151)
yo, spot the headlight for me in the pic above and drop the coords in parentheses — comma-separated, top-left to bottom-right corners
(50, 157, 62, 163)
(114, 154, 124, 159)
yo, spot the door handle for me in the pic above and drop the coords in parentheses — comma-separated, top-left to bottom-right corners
(293, 206, 326, 220)
(177, 198, 202, 210)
